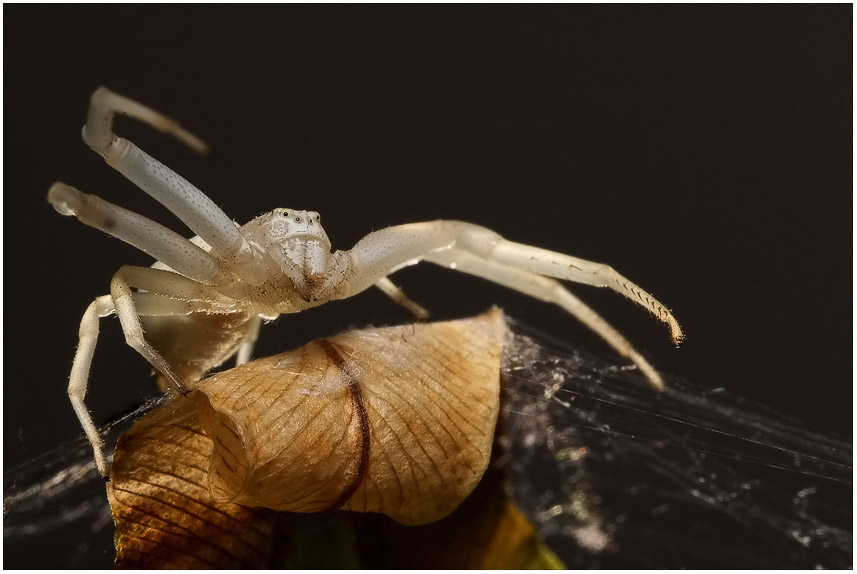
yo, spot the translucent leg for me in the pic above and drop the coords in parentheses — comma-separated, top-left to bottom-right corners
(486, 239, 685, 346)
(67, 295, 115, 477)
(48, 183, 228, 285)
(109, 265, 234, 311)
(235, 316, 262, 366)
(68, 283, 205, 478)
(375, 277, 430, 319)
(110, 269, 188, 397)
(79, 87, 266, 284)
(344, 220, 682, 348)
(335, 221, 462, 298)
(425, 248, 665, 390)
(82, 86, 209, 155)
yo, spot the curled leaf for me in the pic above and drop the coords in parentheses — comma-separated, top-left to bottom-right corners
(108, 311, 508, 567)
(193, 308, 506, 525)
(107, 400, 276, 568)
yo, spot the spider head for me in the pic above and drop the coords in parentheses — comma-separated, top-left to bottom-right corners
(246, 208, 331, 247)
(243, 208, 334, 299)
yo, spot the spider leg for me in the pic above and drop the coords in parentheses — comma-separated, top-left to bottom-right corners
(374, 277, 431, 320)
(110, 265, 235, 310)
(48, 183, 229, 285)
(341, 221, 681, 347)
(68, 295, 115, 477)
(68, 273, 215, 478)
(80, 87, 266, 284)
(425, 248, 665, 389)
(235, 316, 262, 366)
(82, 86, 209, 155)
(110, 265, 259, 372)
(110, 267, 195, 398)
(341, 221, 680, 387)
(334, 221, 461, 298)
(485, 237, 685, 346)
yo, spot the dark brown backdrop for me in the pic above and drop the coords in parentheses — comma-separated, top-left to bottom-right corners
(4, 5, 851, 568)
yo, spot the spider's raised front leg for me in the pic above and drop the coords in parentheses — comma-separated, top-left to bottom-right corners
(80, 87, 267, 285)
(48, 182, 230, 286)
(48, 179, 245, 474)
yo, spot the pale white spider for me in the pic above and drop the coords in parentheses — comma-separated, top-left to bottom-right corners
(48, 88, 684, 477)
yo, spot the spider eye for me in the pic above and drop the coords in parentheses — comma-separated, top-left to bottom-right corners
(295, 216, 302, 223)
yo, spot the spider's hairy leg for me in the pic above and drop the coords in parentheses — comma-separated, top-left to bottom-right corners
(107, 265, 260, 374)
(340, 220, 676, 387)
(334, 221, 461, 299)
(114, 265, 233, 309)
(81, 87, 266, 285)
(343, 220, 681, 348)
(48, 183, 229, 286)
(110, 267, 189, 397)
(235, 316, 262, 366)
(82, 86, 209, 155)
(68, 295, 115, 477)
(67, 272, 216, 478)
(463, 230, 685, 347)
(425, 249, 665, 389)
(374, 277, 431, 320)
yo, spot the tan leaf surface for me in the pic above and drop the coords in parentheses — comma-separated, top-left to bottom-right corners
(108, 400, 276, 568)
(193, 308, 506, 524)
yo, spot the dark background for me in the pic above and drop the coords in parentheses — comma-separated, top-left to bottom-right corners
(4, 5, 851, 567)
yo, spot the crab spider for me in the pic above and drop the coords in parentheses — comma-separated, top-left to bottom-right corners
(48, 87, 684, 477)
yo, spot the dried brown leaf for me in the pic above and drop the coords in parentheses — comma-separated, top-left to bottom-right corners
(109, 311, 508, 567)
(108, 399, 276, 569)
(193, 308, 506, 524)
